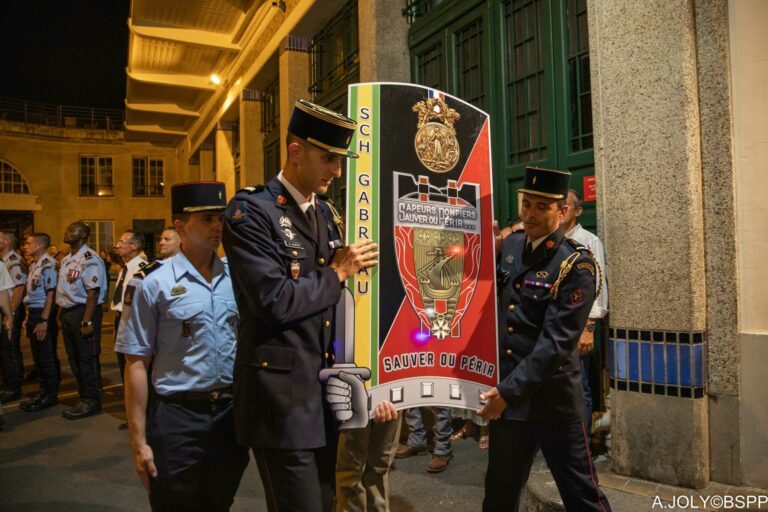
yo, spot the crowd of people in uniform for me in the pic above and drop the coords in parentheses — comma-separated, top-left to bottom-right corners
(0, 100, 612, 512)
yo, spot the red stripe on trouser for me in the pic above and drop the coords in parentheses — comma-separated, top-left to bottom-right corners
(581, 420, 608, 512)
(257, 448, 280, 512)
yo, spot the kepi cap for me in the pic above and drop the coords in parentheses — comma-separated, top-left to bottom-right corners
(518, 166, 571, 200)
(171, 182, 227, 214)
(288, 99, 358, 158)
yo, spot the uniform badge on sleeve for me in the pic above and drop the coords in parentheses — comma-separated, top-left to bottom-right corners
(291, 260, 301, 280)
(91, 275, 98, 284)
(124, 285, 135, 306)
(570, 289, 583, 306)
(228, 201, 247, 224)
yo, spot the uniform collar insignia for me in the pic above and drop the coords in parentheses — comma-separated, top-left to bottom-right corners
(506, 255, 514, 264)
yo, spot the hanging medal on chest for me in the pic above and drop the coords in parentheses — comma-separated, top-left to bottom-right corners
(181, 320, 191, 338)
(67, 268, 80, 284)
(291, 260, 301, 280)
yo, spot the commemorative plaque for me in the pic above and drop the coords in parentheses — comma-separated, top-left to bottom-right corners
(336, 83, 498, 412)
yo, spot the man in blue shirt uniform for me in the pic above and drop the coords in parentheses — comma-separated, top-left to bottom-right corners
(117, 182, 248, 512)
(223, 100, 379, 512)
(0, 231, 29, 403)
(55, 222, 108, 419)
(19, 233, 61, 412)
(479, 167, 612, 512)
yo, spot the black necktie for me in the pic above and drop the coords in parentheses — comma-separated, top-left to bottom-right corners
(113, 266, 128, 306)
(524, 241, 534, 264)
(306, 204, 318, 238)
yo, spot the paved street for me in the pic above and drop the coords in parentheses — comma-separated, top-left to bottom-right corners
(1, 313, 487, 511)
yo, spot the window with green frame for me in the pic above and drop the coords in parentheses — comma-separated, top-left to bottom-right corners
(308, 0, 360, 211)
(262, 77, 281, 183)
(408, 0, 596, 229)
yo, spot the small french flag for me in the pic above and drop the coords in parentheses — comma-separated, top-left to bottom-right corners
(427, 89, 445, 101)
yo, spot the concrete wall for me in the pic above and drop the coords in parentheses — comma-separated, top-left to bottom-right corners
(729, 0, 768, 490)
(0, 124, 180, 251)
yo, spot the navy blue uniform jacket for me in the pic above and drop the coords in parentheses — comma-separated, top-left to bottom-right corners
(496, 228, 596, 423)
(223, 178, 343, 449)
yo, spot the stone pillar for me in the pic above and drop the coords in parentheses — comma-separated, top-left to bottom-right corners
(199, 142, 215, 182)
(240, 88, 265, 186)
(693, 0, 741, 486)
(279, 35, 309, 164)
(358, 0, 410, 82)
(215, 121, 237, 200)
(588, 0, 709, 488)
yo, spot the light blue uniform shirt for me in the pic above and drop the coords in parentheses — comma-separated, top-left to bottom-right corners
(3, 250, 27, 287)
(115, 252, 239, 395)
(55, 244, 108, 308)
(24, 254, 58, 308)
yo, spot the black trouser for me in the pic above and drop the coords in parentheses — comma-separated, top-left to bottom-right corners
(0, 304, 26, 391)
(483, 419, 612, 512)
(114, 311, 127, 383)
(147, 393, 249, 512)
(60, 305, 103, 400)
(26, 307, 61, 395)
(253, 414, 338, 512)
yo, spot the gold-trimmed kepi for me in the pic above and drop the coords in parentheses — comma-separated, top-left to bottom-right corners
(171, 182, 227, 214)
(518, 166, 571, 200)
(288, 99, 358, 158)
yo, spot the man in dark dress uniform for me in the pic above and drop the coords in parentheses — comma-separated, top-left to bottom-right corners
(223, 100, 379, 512)
(479, 166, 612, 512)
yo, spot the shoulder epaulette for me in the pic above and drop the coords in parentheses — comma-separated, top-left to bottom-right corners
(134, 260, 162, 279)
(566, 238, 589, 252)
(84, 251, 93, 260)
(8, 253, 17, 261)
(238, 184, 265, 194)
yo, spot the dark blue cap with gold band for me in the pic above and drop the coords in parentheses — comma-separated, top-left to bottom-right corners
(518, 166, 571, 200)
(288, 99, 358, 158)
(171, 182, 227, 214)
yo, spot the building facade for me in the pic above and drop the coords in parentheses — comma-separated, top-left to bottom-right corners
(0, 112, 185, 258)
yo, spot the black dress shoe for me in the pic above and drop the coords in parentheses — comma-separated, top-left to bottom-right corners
(23, 394, 58, 412)
(0, 389, 21, 403)
(20, 393, 42, 410)
(62, 399, 102, 420)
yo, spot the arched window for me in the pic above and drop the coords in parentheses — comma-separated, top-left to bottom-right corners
(0, 160, 31, 194)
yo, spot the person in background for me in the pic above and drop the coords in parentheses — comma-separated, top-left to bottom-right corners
(19, 233, 60, 412)
(0, 263, 15, 419)
(560, 189, 609, 438)
(395, 407, 454, 473)
(0, 231, 28, 404)
(157, 227, 181, 259)
(111, 230, 147, 430)
(55, 222, 108, 420)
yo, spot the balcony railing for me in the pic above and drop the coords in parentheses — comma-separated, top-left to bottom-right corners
(0, 97, 124, 131)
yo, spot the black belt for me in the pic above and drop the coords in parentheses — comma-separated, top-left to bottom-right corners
(158, 386, 233, 404)
(62, 304, 86, 312)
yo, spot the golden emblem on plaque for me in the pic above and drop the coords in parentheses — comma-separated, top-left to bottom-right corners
(412, 97, 461, 173)
(414, 228, 464, 340)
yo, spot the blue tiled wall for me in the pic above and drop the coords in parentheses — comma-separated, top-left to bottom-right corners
(609, 328, 706, 398)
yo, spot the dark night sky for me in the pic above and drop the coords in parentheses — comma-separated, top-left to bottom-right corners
(0, 0, 130, 109)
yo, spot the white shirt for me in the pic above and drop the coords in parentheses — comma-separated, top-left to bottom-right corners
(110, 254, 148, 312)
(278, 171, 315, 213)
(0, 263, 14, 295)
(566, 223, 609, 319)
